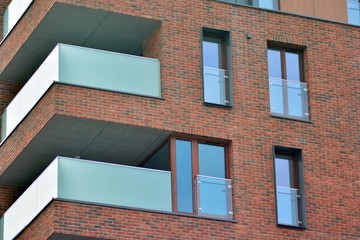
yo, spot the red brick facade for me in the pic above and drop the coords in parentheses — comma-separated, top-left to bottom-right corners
(0, 0, 359, 239)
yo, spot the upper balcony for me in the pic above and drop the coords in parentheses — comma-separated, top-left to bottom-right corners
(2, 0, 33, 38)
(0, 156, 172, 240)
(1, 43, 161, 142)
(1, 2, 161, 83)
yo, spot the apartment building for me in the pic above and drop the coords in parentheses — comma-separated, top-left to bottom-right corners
(0, 0, 359, 239)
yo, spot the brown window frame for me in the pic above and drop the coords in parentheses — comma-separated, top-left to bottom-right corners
(170, 136, 230, 215)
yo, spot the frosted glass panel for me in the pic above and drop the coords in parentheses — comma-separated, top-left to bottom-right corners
(59, 45, 161, 97)
(3, 8, 8, 37)
(58, 157, 172, 212)
(1, 110, 6, 141)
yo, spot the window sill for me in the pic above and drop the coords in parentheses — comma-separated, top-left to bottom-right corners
(270, 114, 312, 123)
(204, 101, 233, 108)
(277, 223, 306, 230)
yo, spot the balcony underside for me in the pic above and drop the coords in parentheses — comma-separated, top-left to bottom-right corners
(0, 115, 170, 186)
(0, 2, 161, 82)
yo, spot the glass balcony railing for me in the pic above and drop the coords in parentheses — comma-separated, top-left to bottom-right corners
(203, 67, 229, 105)
(2, 0, 33, 38)
(348, 0, 360, 25)
(276, 186, 301, 227)
(196, 175, 233, 220)
(0, 157, 172, 240)
(269, 77, 309, 121)
(0, 43, 161, 142)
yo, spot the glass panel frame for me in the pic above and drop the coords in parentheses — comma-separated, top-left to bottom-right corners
(196, 175, 233, 220)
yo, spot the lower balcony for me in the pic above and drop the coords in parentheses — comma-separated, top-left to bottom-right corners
(0, 155, 233, 240)
(0, 156, 172, 240)
(1, 43, 161, 142)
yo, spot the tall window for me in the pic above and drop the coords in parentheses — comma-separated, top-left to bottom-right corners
(273, 146, 306, 228)
(267, 47, 309, 121)
(202, 29, 232, 106)
(348, 0, 360, 25)
(172, 138, 233, 220)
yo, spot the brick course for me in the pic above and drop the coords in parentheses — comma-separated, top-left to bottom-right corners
(0, 0, 359, 239)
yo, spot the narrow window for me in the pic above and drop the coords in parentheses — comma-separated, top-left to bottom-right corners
(175, 139, 193, 213)
(348, 0, 360, 25)
(273, 146, 306, 228)
(202, 29, 231, 106)
(267, 47, 309, 121)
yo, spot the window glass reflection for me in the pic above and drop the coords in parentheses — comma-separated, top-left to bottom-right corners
(198, 143, 225, 178)
(267, 49, 282, 79)
(176, 140, 193, 213)
(285, 52, 301, 81)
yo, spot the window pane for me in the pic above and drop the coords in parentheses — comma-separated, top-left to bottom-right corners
(285, 52, 301, 81)
(175, 140, 193, 213)
(257, 0, 278, 10)
(275, 157, 291, 188)
(203, 40, 221, 68)
(267, 49, 282, 79)
(198, 143, 225, 178)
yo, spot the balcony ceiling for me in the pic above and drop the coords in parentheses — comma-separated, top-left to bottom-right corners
(0, 115, 170, 186)
(0, 2, 161, 82)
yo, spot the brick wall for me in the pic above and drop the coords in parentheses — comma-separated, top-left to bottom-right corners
(0, 185, 25, 215)
(0, 0, 359, 239)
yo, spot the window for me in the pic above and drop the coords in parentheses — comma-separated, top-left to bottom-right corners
(267, 46, 309, 121)
(202, 28, 232, 106)
(273, 146, 306, 228)
(348, 0, 360, 25)
(171, 138, 233, 220)
(219, 0, 279, 10)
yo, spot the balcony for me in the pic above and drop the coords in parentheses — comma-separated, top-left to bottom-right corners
(0, 156, 172, 240)
(269, 77, 309, 121)
(348, 0, 360, 25)
(1, 43, 161, 142)
(196, 175, 233, 220)
(2, 0, 33, 38)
